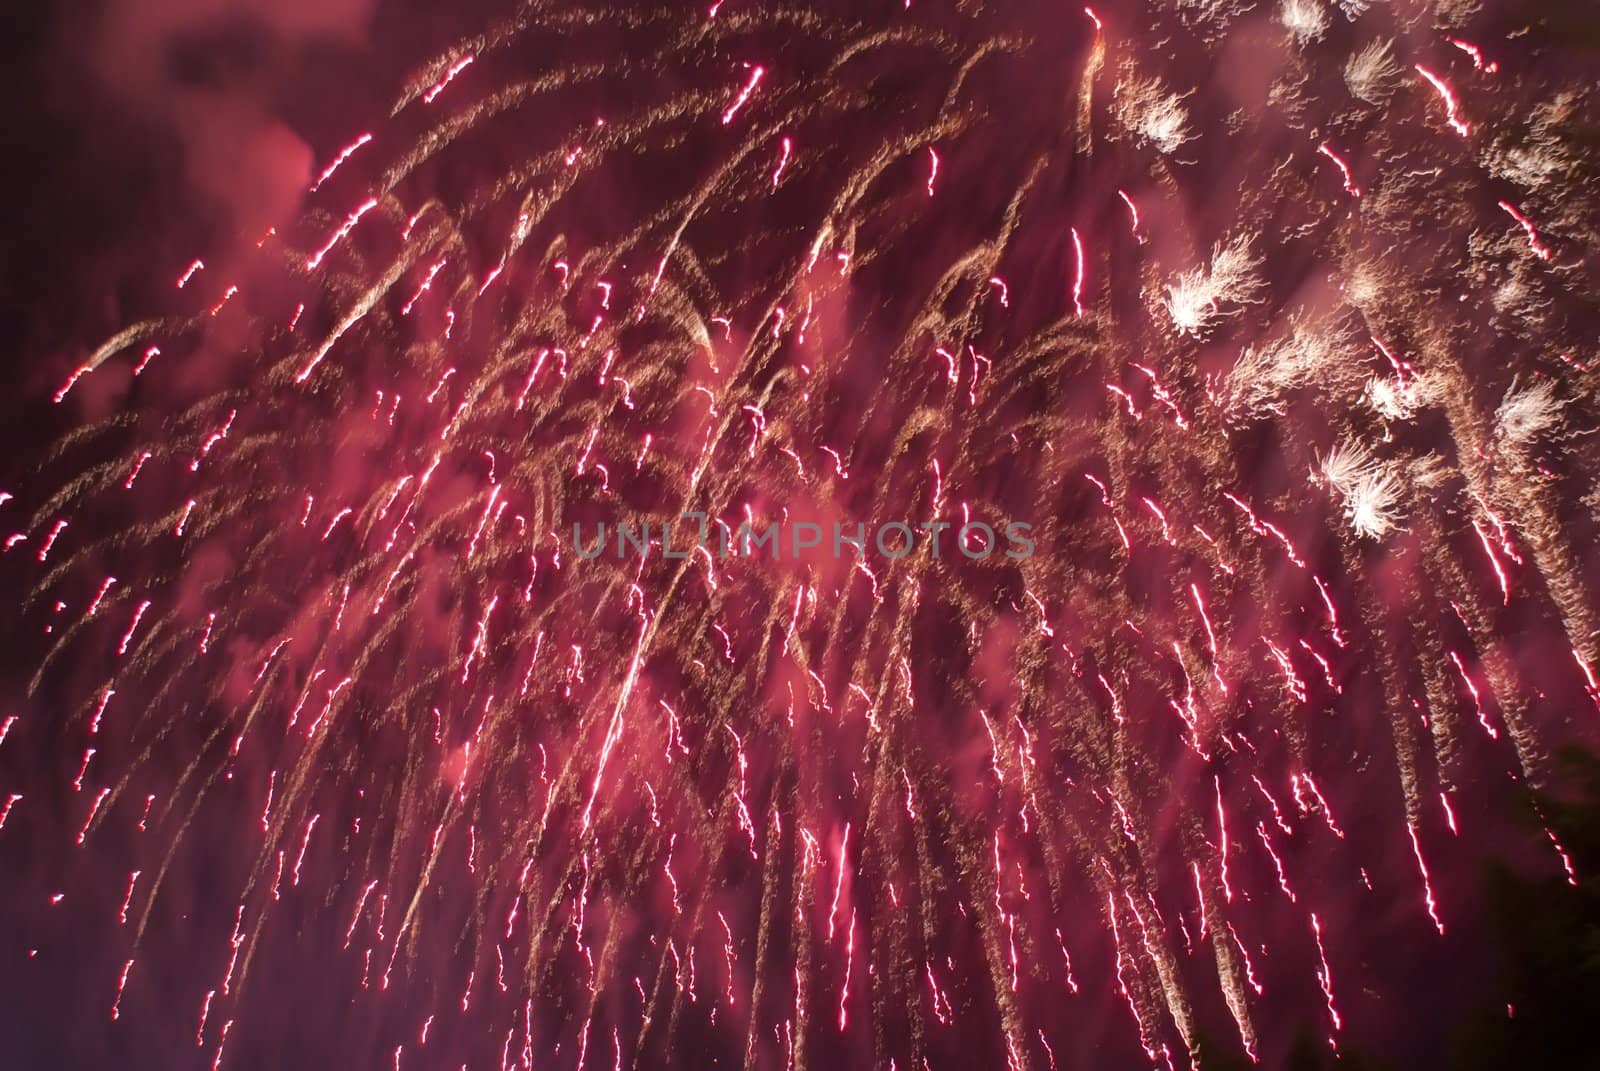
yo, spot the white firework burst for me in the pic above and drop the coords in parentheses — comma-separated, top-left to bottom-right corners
(1332, 0, 1384, 19)
(1362, 372, 1434, 423)
(1163, 237, 1264, 337)
(1344, 39, 1402, 105)
(1496, 379, 1567, 446)
(1486, 91, 1586, 197)
(1319, 440, 1407, 539)
(1224, 319, 1363, 417)
(1280, 0, 1330, 44)
(1114, 76, 1195, 154)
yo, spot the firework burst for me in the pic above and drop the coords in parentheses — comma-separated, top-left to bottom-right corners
(3, 1, 1599, 1069)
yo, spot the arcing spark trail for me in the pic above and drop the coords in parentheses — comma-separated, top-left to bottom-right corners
(4, 0, 1600, 1068)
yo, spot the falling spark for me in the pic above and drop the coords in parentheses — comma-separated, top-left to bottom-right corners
(423, 56, 476, 104)
(722, 65, 765, 125)
(1414, 65, 1470, 137)
(311, 133, 374, 192)
(5, 9, 1598, 1068)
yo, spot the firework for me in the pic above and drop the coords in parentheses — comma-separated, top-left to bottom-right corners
(3, 0, 1599, 1069)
